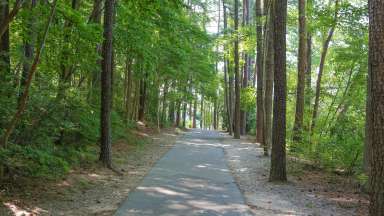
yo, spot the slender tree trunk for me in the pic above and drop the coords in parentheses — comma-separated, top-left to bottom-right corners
(255, 0, 264, 143)
(364, 60, 371, 180)
(224, 55, 231, 132)
(228, 61, 234, 134)
(292, 0, 307, 143)
(240, 0, 249, 135)
(193, 99, 197, 128)
(200, 94, 204, 129)
(19, 0, 37, 100)
(169, 82, 176, 123)
(263, 0, 274, 156)
(132, 82, 140, 121)
(138, 76, 147, 122)
(87, 0, 103, 103)
(0, 0, 10, 81)
(176, 100, 181, 127)
(0, 0, 24, 39)
(311, 0, 339, 133)
(161, 80, 168, 126)
(169, 100, 175, 124)
(223, 2, 233, 135)
(99, 0, 115, 168)
(233, 0, 241, 139)
(0, 0, 57, 147)
(124, 57, 132, 121)
(269, 0, 287, 182)
(305, 0, 313, 111)
(368, 0, 384, 214)
(57, 0, 79, 100)
(182, 101, 187, 128)
(305, 34, 312, 118)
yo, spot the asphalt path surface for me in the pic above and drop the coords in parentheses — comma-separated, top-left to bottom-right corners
(115, 130, 251, 216)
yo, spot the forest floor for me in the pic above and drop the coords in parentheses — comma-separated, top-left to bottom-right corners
(0, 126, 182, 216)
(0, 129, 369, 216)
(222, 133, 369, 216)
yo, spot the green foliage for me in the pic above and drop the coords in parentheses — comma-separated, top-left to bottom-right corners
(0, 144, 70, 179)
(286, 0, 368, 174)
(0, 0, 218, 179)
(240, 87, 256, 112)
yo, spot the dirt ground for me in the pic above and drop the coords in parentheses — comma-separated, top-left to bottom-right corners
(0, 127, 181, 216)
(0, 130, 369, 216)
(221, 133, 369, 216)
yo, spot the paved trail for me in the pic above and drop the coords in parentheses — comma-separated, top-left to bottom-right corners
(115, 130, 251, 216)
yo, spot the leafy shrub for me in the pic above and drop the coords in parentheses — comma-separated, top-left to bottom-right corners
(0, 144, 70, 179)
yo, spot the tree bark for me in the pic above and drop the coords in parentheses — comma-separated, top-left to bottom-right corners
(0, 0, 57, 147)
(292, 0, 307, 143)
(176, 100, 181, 127)
(233, 0, 241, 139)
(193, 98, 197, 128)
(305, 34, 312, 111)
(263, 0, 274, 156)
(0, 0, 10, 81)
(87, 0, 103, 103)
(200, 94, 204, 129)
(269, 0, 287, 182)
(240, 0, 249, 135)
(255, 0, 264, 144)
(305, 0, 313, 112)
(223, 2, 233, 135)
(124, 56, 133, 121)
(0, 0, 24, 38)
(57, 0, 80, 100)
(19, 0, 37, 100)
(311, 0, 339, 133)
(182, 101, 187, 128)
(161, 80, 168, 126)
(138, 76, 147, 122)
(368, 0, 384, 214)
(99, 0, 115, 168)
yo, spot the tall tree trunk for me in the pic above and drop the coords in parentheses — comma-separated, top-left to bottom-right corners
(213, 0, 220, 131)
(138, 75, 147, 122)
(368, 0, 384, 214)
(305, 34, 312, 121)
(263, 0, 274, 156)
(223, 2, 233, 135)
(161, 80, 168, 126)
(305, 0, 313, 111)
(124, 56, 132, 121)
(87, 0, 103, 103)
(224, 54, 231, 132)
(240, 0, 249, 135)
(169, 100, 175, 124)
(269, 0, 287, 182)
(193, 98, 197, 128)
(99, 0, 115, 168)
(292, 0, 307, 143)
(0, 0, 10, 82)
(255, 0, 264, 143)
(1, 0, 57, 147)
(176, 100, 181, 127)
(228, 60, 234, 134)
(57, 0, 79, 100)
(233, 0, 241, 139)
(20, 0, 37, 100)
(182, 101, 187, 128)
(0, 0, 23, 39)
(200, 94, 204, 129)
(311, 0, 339, 133)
